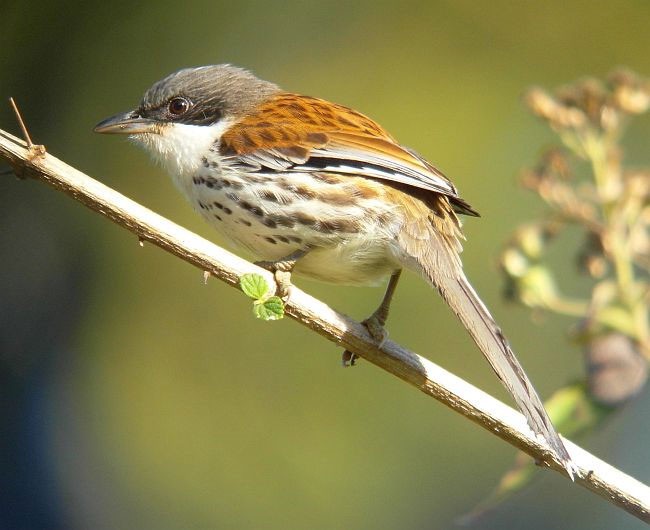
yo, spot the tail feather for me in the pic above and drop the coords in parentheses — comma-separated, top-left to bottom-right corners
(397, 210, 575, 478)
(436, 273, 573, 471)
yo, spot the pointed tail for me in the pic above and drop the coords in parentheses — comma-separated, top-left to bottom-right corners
(397, 212, 576, 478)
(437, 271, 574, 476)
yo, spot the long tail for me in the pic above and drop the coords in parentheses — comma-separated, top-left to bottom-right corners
(396, 208, 576, 478)
(437, 271, 575, 475)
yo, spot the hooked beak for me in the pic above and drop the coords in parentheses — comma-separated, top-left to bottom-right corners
(94, 110, 158, 134)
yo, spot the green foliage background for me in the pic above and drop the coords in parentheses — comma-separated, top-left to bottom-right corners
(2, 1, 649, 528)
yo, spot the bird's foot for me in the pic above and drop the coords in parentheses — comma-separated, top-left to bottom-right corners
(254, 249, 308, 302)
(254, 260, 294, 301)
(363, 313, 389, 346)
(342, 313, 389, 367)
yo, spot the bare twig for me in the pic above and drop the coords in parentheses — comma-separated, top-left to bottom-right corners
(7, 98, 46, 166)
(0, 128, 648, 523)
(9, 97, 34, 148)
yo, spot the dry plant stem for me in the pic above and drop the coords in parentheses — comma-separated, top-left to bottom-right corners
(583, 131, 649, 346)
(1, 128, 648, 523)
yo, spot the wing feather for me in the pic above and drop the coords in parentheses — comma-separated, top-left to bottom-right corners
(220, 93, 477, 215)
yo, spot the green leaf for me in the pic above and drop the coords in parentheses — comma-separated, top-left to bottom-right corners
(240, 273, 269, 300)
(253, 296, 285, 321)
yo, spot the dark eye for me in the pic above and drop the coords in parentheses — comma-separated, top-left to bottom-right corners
(168, 97, 190, 116)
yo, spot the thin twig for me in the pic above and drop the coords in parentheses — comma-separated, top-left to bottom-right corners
(0, 128, 648, 523)
(9, 97, 34, 148)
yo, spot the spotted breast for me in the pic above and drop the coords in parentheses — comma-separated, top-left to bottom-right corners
(188, 151, 403, 285)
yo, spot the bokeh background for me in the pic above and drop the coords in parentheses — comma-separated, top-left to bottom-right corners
(2, 1, 649, 529)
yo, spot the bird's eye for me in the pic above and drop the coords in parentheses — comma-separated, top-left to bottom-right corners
(168, 97, 190, 116)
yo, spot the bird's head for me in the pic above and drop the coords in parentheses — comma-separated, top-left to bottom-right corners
(94, 64, 280, 175)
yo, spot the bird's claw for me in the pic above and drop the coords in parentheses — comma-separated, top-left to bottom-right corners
(341, 314, 388, 367)
(363, 314, 388, 346)
(254, 260, 294, 301)
(273, 270, 292, 301)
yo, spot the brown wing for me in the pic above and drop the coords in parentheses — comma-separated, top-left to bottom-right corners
(220, 93, 478, 215)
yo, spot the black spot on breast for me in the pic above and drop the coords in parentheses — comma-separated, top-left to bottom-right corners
(205, 177, 222, 190)
(240, 218, 252, 227)
(214, 214, 222, 221)
(264, 236, 277, 244)
(263, 218, 277, 228)
(239, 201, 264, 217)
(268, 214, 295, 228)
(223, 207, 232, 215)
(276, 236, 290, 244)
(219, 179, 242, 190)
(225, 192, 239, 202)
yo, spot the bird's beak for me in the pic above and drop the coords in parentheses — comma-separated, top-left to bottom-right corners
(94, 110, 158, 135)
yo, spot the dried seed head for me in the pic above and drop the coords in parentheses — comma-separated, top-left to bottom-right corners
(578, 232, 608, 278)
(559, 79, 607, 121)
(524, 87, 587, 129)
(608, 69, 650, 115)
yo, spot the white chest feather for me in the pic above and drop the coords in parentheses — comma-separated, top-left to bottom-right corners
(130, 121, 232, 194)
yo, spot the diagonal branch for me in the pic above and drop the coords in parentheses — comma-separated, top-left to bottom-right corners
(1, 128, 648, 523)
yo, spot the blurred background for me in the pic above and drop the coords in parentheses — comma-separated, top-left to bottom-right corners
(1, 1, 649, 529)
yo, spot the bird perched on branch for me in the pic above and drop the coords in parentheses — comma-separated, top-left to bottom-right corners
(95, 64, 575, 478)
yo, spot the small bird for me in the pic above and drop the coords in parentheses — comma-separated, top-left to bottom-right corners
(95, 64, 575, 477)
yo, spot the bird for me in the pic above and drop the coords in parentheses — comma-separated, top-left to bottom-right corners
(94, 64, 576, 478)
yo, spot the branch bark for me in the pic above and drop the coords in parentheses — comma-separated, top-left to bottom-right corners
(1, 128, 648, 523)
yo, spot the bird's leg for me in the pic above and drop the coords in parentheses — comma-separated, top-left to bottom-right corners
(254, 248, 309, 300)
(343, 269, 402, 366)
(363, 269, 402, 342)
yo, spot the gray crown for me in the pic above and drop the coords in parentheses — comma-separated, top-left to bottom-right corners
(139, 64, 281, 125)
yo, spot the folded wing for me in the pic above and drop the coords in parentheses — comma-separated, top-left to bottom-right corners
(220, 93, 478, 216)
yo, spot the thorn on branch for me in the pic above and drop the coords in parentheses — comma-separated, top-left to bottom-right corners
(9, 97, 46, 163)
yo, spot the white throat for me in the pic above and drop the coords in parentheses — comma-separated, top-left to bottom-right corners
(130, 120, 232, 187)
